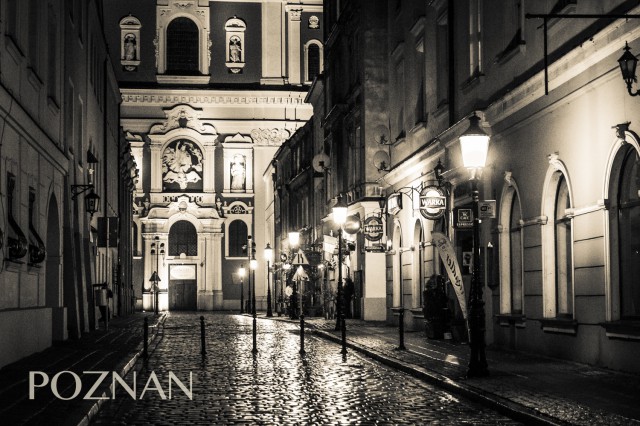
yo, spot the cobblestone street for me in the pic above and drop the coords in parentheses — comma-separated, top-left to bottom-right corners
(93, 313, 519, 425)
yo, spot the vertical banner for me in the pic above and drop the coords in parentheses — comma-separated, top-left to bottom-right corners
(431, 232, 468, 320)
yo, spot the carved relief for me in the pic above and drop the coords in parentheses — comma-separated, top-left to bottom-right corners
(162, 139, 203, 191)
(309, 15, 320, 29)
(150, 105, 217, 135)
(250, 128, 291, 146)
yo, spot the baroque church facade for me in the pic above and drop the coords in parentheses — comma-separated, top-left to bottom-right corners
(104, 0, 321, 311)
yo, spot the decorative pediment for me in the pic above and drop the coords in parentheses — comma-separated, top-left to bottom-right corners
(224, 133, 252, 144)
(150, 105, 217, 135)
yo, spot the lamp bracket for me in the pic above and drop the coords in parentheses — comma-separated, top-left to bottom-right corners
(71, 184, 94, 200)
(526, 13, 640, 95)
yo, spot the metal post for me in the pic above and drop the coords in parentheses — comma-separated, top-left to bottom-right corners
(240, 277, 244, 314)
(154, 248, 159, 315)
(200, 316, 206, 356)
(266, 260, 273, 317)
(467, 177, 489, 377)
(397, 248, 406, 350)
(338, 231, 347, 355)
(299, 277, 305, 355)
(247, 274, 252, 315)
(252, 265, 257, 354)
(143, 317, 148, 359)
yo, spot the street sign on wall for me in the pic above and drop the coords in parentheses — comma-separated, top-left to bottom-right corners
(454, 208, 473, 229)
(479, 200, 497, 219)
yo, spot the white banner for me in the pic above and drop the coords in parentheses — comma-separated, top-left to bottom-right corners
(170, 264, 196, 280)
(431, 232, 468, 320)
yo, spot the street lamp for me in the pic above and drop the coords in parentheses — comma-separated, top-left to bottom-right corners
(459, 113, 490, 377)
(264, 243, 273, 317)
(618, 42, 640, 97)
(250, 249, 258, 354)
(238, 265, 246, 314)
(150, 236, 165, 315)
(333, 194, 348, 355)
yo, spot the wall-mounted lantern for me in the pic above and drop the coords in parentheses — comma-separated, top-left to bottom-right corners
(71, 185, 101, 217)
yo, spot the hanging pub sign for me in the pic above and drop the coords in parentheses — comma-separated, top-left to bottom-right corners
(419, 185, 447, 220)
(387, 192, 402, 215)
(363, 216, 384, 242)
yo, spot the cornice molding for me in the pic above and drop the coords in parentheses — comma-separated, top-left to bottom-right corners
(121, 89, 309, 107)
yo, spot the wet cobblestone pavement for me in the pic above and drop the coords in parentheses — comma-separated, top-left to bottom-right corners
(93, 313, 520, 425)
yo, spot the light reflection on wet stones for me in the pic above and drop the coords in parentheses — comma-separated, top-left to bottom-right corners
(93, 313, 520, 425)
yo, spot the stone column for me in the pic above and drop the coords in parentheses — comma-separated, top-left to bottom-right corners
(261, 0, 284, 84)
(150, 144, 163, 193)
(286, 8, 302, 85)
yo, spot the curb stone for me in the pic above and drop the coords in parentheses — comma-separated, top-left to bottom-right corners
(311, 329, 565, 426)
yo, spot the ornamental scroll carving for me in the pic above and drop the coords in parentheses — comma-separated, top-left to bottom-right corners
(250, 128, 290, 146)
(150, 105, 217, 135)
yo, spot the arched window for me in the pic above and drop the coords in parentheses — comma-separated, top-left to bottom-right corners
(499, 174, 523, 316)
(308, 44, 320, 79)
(509, 193, 523, 314)
(304, 40, 323, 83)
(228, 220, 248, 257)
(617, 147, 640, 318)
(166, 18, 199, 75)
(169, 220, 197, 256)
(554, 175, 573, 317)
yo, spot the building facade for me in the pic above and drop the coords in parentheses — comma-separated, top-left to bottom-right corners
(103, 0, 322, 312)
(0, 0, 135, 368)
(272, 0, 640, 374)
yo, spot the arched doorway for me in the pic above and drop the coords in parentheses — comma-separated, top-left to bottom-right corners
(168, 220, 198, 310)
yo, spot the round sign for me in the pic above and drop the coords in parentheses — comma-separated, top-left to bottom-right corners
(420, 185, 446, 220)
(363, 216, 384, 242)
(343, 215, 361, 235)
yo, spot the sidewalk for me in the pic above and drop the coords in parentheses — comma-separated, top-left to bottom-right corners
(280, 316, 640, 426)
(0, 313, 165, 426)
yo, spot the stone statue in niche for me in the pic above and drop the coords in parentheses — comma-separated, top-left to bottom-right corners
(229, 36, 242, 63)
(230, 154, 246, 191)
(162, 140, 203, 190)
(124, 33, 137, 60)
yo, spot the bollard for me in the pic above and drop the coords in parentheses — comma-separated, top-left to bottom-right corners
(143, 317, 149, 359)
(299, 312, 306, 355)
(398, 308, 406, 350)
(200, 316, 206, 356)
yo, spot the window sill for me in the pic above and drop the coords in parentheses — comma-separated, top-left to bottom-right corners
(541, 318, 577, 335)
(496, 314, 526, 328)
(156, 74, 210, 85)
(496, 42, 526, 65)
(601, 320, 640, 341)
(432, 101, 449, 120)
(4, 258, 25, 272)
(460, 72, 485, 93)
(47, 96, 60, 115)
(5, 34, 24, 64)
(409, 308, 424, 319)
